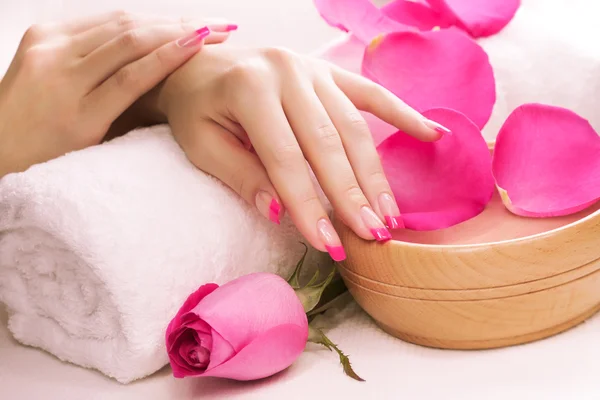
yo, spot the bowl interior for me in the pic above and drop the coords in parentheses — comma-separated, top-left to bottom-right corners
(391, 193, 600, 246)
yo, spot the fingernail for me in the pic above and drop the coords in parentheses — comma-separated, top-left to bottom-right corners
(317, 218, 346, 262)
(423, 119, 452, 138)
(360, 206, 392, 242)
(378, 193, 405, 230)
(256, 191, 282, 225)
(210, 23, 238, 32)
(177, 26, 210, 48)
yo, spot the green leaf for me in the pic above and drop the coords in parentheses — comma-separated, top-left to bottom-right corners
(295, 266, 336, 313)
(307, 276, 348, 317)
(287, 243, 308, 289)
(308, 326, 365, 382)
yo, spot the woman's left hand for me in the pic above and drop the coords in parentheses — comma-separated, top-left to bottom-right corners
(0, 11, 234, 177)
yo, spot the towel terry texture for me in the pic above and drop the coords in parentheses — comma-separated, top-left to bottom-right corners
(0, 126, 331, 383)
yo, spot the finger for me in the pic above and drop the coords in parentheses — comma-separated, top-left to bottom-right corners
(281, 75, 391, 243)
(79, 24, 209, 91)
(72, 16, 234, 56)
(315, 77, 404, 230)
(58, 10, 132, 35)
(331, 65, 452, 142)
(84, 28, 209, 127)
(177, 120, 284, 225)
(233, 93, 345, 260)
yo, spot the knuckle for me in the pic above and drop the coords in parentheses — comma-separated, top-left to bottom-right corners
(115, 11, 137, 28)
(118, 29, 143, 51)
(269, 142, 303, 171)
(225, 63, 271, 103)
(366, 168, 389, 187)
(341, 183, 366, 204)
(261, 46, 296, 67)
(296, 192, 322, 209)
(113, 66, 138, 89)
(315, 123, 342, 152)
(22, 24, 48, 44)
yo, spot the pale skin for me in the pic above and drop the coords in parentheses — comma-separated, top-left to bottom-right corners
(0, 12, 451, 261)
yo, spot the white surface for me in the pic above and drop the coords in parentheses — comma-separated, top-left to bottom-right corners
(0, 126, 329, 383)
(1, 0, 600, 398)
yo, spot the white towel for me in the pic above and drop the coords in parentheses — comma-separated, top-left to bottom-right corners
(0, 125, 330, 383)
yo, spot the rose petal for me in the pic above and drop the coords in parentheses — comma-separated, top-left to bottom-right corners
(313, 0, 411, 43)
(378, 108, 494, 230)
(206, 328, 236, 371)
(169, 329, 202, 378)
(192, 273, 308, 352)
(202, 324, 308, 381)
(424, 0, 520, 37)
(362, 28, 495, 129)
(382, 0, 449, 30)
(165, 283, 218, 339)
(492, 104, 600, 217)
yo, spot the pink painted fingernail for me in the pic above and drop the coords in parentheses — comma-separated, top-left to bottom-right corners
(360, 206, 392, 242)
(378, 193, 405, 230)
(423, 119, 452, 138)
(209, 23, 239, 32)
(317, 218, 346, 262)
(256, 191, 282, 225)
(177, 26, 210, 48)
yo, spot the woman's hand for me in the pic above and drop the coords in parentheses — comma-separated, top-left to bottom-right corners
(0, 11, 235, 177)
(146, 46, 451, 260)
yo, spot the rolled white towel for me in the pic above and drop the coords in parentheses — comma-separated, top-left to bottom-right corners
(0, 125, 330, 383)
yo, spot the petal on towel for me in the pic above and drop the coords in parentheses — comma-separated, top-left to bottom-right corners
(382, 0, 450, 30)
(193, 273, 308, 352)
(313, 0, 411, 43)
(206, 328, 236, 371)
(424, 0, 520, 37)
(166, 283, 219, 338)
(201, 324, 308, 380)
(492, 104, 600, 217)
(378, 108, 494, 230)
(362, 28, 496, 129)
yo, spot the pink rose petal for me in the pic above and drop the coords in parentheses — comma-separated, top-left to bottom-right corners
(191, 273, 308, 352)
(165, 283, 218, 340)
(378, 108, 494, 230)
(424, 0, 520, 37)
(313, 0, 411, 43)
(202, 324, 308, 381)
(492, 104, 600, 217)
(362, 28, 495, 130)
(382, 0, 450, 30)
(206, 328, 236, 371)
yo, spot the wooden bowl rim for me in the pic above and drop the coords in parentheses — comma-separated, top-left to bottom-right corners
(381, 139, 600, 250)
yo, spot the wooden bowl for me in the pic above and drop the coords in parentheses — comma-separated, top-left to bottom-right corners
(334, 193, 600, 350)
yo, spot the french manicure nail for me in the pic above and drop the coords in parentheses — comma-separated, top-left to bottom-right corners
(256, 191, 281, 225)
(360, 206, 392, 242)
(423, 119, 452, 137)
(177, 27, 210, 48)
(378, 193, 405, 230)
(209, 23, 239, 33)
(317, 218, 346, 261)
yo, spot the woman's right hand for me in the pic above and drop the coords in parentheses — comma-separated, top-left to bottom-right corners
(141, 46, 451, 260)
(0, 11, 235, 178)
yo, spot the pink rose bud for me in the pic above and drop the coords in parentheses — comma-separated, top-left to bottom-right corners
(165, 273, 309, 381)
